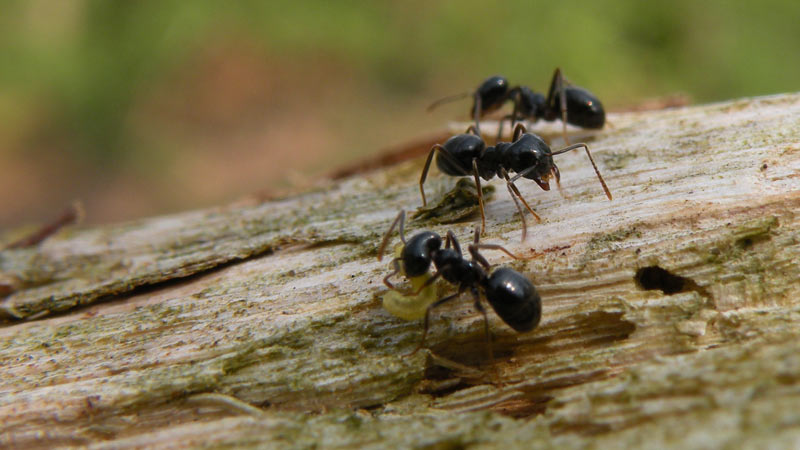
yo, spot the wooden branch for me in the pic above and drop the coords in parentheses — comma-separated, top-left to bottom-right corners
(1, 93, 800, 448)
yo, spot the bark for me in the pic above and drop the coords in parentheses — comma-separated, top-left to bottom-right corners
(1, 93, 800, 449)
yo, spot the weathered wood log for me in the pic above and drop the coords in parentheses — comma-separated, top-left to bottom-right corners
(1, 93, 800, 448)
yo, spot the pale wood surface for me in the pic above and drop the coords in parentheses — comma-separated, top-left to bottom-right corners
(1, 93, 800, 448)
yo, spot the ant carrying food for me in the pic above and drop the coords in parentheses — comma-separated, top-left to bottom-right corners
(377, 210, 541, 364)
(427, 68, 605, 144)
(420, 123, 612, 240)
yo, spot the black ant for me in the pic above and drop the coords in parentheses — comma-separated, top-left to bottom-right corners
(419, 123, 612, 240)
(377, 210, 541, 364)
(427, 68, 605, 144)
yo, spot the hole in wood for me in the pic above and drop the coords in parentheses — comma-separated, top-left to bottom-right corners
(635, 266, 690, 295)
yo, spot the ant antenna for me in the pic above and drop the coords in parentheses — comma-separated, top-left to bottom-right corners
(550, 144, 612, 200)
(551, 165, 570, 200)
(377, 210, 407, 261)
(427, 92, 471, 112)
(507, 142, 612, 201)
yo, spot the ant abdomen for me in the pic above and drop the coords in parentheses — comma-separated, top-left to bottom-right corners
(434, 134, 485, 176)
(485, 267, 541, 333)
(474, 75, 511, 116)
(549, 86, 605, 129)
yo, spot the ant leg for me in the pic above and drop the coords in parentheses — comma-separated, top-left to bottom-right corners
(419, 146, 440, 207)
(468, 238, 519, 270)
(472, 290, 496, 370)
(467, 228, 496, 270)
(473, 93, 483, 136)
(377, 210, 406, 261)
(503, 175, 528, 242)
(411, 270, 443, 295)
(496, 116, 504, 143)
(512, 123, 527, 142)
(398, 209, 408, 242)
(383, 258, 403, 290)
(551, 143, 612, 200)
(546, 68, 571, 145)
(508, 87, 522, 138)
(495, 114, 512, 143)
(408, 288, 465, 356)
(507, 178, 543, 223)
(492, 87, 522, 143)
(420, 144, 472, 207)
(466, 124, 480, 136)
(446, 230, 463, 256)
(472, 159, 486, 235)
(498, 168, 528, 241)
(471, 243, 521, 261)
(468, 245, 491, 271)
(500, 168, 542, 240)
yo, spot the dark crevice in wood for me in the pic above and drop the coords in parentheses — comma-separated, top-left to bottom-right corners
(634, 265, 712, 300)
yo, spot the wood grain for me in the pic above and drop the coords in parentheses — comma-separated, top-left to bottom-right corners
(1, 93, 799, 448)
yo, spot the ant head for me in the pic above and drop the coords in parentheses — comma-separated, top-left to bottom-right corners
(504, 133, 555, 182)
(401, 231, 442, 277)
(538, 178, 552, 191)
(534, 161, 561, 191)
(473, 75, 510, 115)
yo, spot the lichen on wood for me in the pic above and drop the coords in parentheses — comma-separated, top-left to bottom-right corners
(1, 93, 800, 448)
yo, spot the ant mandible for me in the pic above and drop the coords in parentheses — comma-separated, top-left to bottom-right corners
(377, 210, 541, 363)
(419, 122, 612, 240)
(427, 68, 605, 145)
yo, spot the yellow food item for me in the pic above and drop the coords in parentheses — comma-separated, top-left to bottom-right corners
(381, 243, 438, 320)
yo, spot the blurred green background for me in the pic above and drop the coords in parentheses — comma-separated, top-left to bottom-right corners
(1, 0, 798, 228)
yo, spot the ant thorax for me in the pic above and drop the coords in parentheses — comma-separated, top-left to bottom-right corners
(475, 145, 502, 180)
(514, 86, 546, 119)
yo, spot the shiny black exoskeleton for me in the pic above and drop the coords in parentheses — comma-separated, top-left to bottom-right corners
(420, 123, 612, 240)
(377, 210, 541, 358)
(400, 231, 442, 278)
(427, 68, 605, 144)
